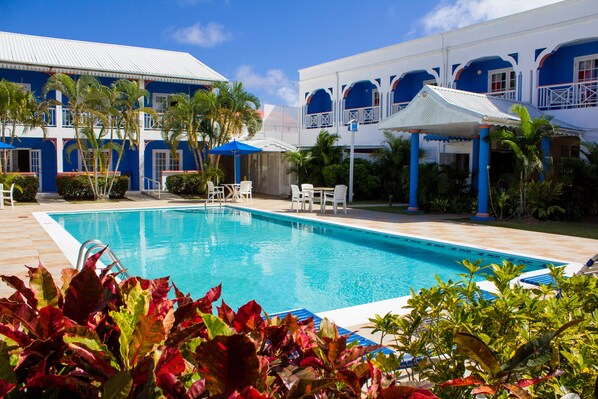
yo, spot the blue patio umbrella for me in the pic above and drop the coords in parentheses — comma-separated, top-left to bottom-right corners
(209, 139, 262, 183)
(0, 142, 15, 149)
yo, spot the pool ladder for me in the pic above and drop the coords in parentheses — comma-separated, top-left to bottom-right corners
(76, 239, 131, 279)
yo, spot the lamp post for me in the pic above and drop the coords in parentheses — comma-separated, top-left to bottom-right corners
(347, 119, 358, 203)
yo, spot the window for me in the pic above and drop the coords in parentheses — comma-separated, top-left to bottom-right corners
(488, 68, 516, 93)
(372, 89, 380, 107)
(575, 54, 598, 82)
(152, 93, 170, 113)
(80, 149, 112, 173)
(153, 150, 182, 183)
(15, 83, 31, 93)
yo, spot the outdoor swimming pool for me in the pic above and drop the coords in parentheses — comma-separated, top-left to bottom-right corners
(50, 207, 553, 313)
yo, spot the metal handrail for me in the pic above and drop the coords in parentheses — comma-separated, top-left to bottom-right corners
(143, 176, 161, 199)
(76, 239, 131, 279)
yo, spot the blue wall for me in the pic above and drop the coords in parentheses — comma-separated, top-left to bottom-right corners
(345, 81, 377, 109)
(145, 82, 208, 107)
(393, 71, 436, 103)
(306, 89, 332, 114)
(456, 58, 513, 93)
(0, 69, 55, 100)
(539, 40, 598, 85)
(10, 137, 57, 192)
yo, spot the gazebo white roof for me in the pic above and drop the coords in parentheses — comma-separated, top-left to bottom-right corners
(240, 137, 297, 153)
(378, 86, 582, 136)
(0, 31, 227, 85)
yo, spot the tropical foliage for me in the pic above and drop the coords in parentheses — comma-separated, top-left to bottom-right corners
(0, 258, 437, 398)
(161, 81, 262, 178)
(368, 260, 598, 398)
(371, 131, 413, 201)
(0, 79, 47, 174)
(43, 74, 154, 200)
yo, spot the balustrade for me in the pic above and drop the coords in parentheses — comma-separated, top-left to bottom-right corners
(538, 80, 597, 110)
(343, 106, 379, 125)
(304, 111, 333, 129)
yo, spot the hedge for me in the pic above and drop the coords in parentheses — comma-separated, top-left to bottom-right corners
(56, 175, 129, 200)
(165, 173, 206, 195)
(0, 174, 39, 202)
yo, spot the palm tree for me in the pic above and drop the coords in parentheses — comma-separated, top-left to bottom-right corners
(491, 104, 554, 216)
(307, 130, 343, 185)
(44, 74, 107, 198)
(0, 80, 47, 174)
(371, 131, 412, 200)
(283, 150, 313, 184)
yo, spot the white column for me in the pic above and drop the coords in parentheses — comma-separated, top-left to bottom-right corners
(56, 137, 64, 173)
(55, 91, 63, 128)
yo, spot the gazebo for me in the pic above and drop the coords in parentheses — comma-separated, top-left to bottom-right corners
(378, 85, 582, 220)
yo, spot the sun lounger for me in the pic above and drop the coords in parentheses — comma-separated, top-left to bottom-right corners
(267, 308, 424, 367)
(519, 253, 598, 287)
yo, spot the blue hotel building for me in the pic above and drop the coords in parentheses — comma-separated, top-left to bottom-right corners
(0, 31, 226, 192)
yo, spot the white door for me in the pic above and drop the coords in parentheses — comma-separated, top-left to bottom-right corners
(153, 150, 182, 190)
(30, 150, 42, 190)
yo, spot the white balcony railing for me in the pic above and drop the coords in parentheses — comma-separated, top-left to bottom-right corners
(391, 102, 409, 115)
(144, 113, 163, 130)
(485, 90, 517, 101)
(304, 111, 333, 129)
(538, 80, 597, 110)
(343, 106, 380, 125)
(61, 108, 106, 128)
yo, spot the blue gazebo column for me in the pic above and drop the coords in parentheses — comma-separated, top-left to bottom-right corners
(541, 136, 550, 182)
(471, 135, 480, 191)
(408, 130, 420, 212)
(235, 156, 242, 184)
(474, 125, 492, 220)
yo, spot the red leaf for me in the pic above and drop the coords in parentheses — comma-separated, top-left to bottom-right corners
(83, 247, 107, 271)
(233, 386, 271, 399)
(0, 324, 32, 347)
(156, 347, 186, 377)
(233, 301, 264, 333)
(516, 369, 564, 388)
(411, 390, 442, 399)
(63, 266, 103, 325)
(337, 369, 361, 395)
(379, 386, 416, 399)
(218, 301, 236, 326)
(197, 334, 260, 396)
(440, 376, 484, 388)
(27, 374, 99, 398)
(156, 371, 186, 399)
(299, 356, 326, 369)
(184, 379, 207, 399)
(150, 277, 171, 304)
(203, 284, 222, 304)
(0, 378, 16, 396)
(502, 383, 533, 399)
(0, 299, 39, 337)
(0, 274, 37, 309)
(37, 306, 65, 340)
(472, 385, 496, 395)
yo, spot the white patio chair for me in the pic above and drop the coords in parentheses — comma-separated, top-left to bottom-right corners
(300, 183, 315, 212)
(323, 184, 347, 214)
(239, 181, 253, 202)
(206, 181, 224, 203)
(0, 183, 15, 211)
(290, 184, 309, 212)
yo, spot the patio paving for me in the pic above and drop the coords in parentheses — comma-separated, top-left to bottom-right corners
(1, 193, 596, 337)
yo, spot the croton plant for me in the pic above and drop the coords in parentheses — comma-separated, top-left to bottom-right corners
(0, 250, 438, 398)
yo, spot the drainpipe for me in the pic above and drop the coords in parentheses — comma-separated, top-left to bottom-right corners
(336, 71, 340, 136)
(441, 32, 448, 87)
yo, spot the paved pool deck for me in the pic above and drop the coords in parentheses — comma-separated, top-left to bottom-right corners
(1, 193, 596, 339)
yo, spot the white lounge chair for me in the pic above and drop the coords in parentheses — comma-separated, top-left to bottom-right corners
(239, 181, 253, 202)
(206, 181, 224, 203)
(290, 184, 310, 212)
(0, 183, 15, 210)
(323, 184, 347, 214)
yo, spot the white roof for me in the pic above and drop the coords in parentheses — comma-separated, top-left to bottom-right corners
(378, 86, 582, 136)
(241, 137, 297, 152)
(0, 31, 227, 85)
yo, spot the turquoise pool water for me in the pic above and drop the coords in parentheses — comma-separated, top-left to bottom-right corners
(51, 207, 551, 313)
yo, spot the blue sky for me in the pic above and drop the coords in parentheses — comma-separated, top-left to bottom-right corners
(1, 0, 563, 107)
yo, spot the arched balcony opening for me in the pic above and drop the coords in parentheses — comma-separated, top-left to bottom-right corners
(537, 38, 598, 110)
(343, 80, 379, 125)
(390, 70, 436, 115)
(304, 89, 333, 129)
(455, 56, 517, 100)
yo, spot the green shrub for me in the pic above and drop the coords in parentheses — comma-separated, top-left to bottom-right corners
(322, 159, 381, 200)
(165, 173, 205, 195)
(527, 179, 565, 220)
(56, 175, 129, 200)
(0, 174, 38, 202)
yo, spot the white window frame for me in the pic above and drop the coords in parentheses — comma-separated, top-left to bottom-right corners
(152, 93, 170, 113)
(573, 54, 598, 82)
(487, 68, 516, 93)
(152, 149, 182, 181)
(78, 149, 113, 173)
(372, 88, 380, 107)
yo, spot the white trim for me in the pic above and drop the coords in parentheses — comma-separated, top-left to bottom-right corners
(573, 53, 598, 82)
(152, 93, 170, 113)
(487, 67, 516, 92)
(152, 149, 183, 188)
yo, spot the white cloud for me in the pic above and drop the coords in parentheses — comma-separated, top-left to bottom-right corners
(421, 0, 565, 34)
(170, 22, 231, 48)
(234, 65, 299, 107)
